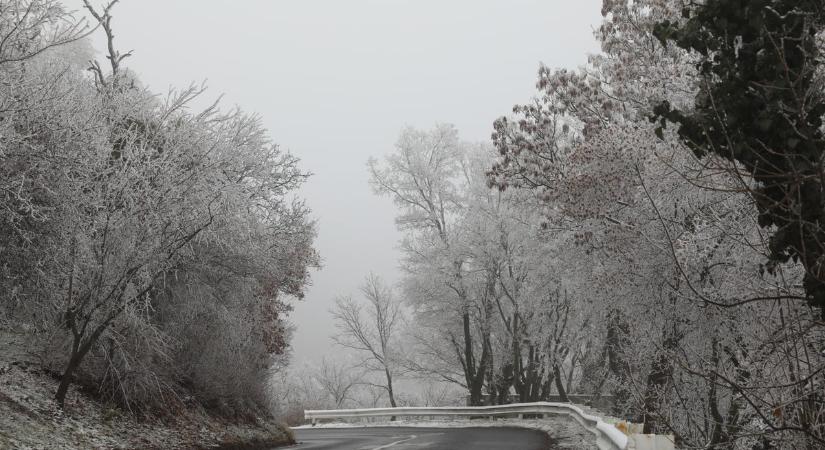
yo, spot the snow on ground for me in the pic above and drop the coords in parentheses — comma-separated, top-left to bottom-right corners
(0, 328, 293, 450)
(293, 416, 598, 450)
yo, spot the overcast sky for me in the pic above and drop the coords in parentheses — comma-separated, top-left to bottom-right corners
(69, 0, 602, 364)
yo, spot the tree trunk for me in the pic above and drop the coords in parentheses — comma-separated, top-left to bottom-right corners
(55, 316, 114, 408)
(385, 368, 397, 408)
(469, 342, 489, 406)
(565, 352, 578, 395)
(512, 315, 524, 402)
(639, 327, 679, 433)
(541, 371, 555, 401)
(384, 367, 397, 420)
(55, 334, 95, 408)
(707, 338, 726, 446)
(606, 310, 631, 415)
(55, 353, 82, 408)
(468, 377, 484, 406)
(486, 342, 496, 405)
(461, 310, 481, 405)
(494, 363, 513, 404)
(553, 364, 570, 402)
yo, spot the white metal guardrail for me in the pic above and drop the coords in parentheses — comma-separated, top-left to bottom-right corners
(304, 402, 674, 450)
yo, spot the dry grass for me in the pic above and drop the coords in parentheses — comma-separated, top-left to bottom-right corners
(0, 329, 293, 450)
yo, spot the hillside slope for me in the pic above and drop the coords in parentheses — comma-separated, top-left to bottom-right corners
(0, 331, 293, 450)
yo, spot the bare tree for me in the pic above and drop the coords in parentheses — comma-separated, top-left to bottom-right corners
(81, 0, 130, 90)
(331, 273, 402, 407)
(314, 358, 363, 408)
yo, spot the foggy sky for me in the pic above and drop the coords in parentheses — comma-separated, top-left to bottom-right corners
(69, 0, 602, 364)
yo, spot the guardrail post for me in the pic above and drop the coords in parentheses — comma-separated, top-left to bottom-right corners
(629, 434, 674, 450)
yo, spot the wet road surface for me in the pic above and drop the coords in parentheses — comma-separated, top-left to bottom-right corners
(292, 426, 551, 450)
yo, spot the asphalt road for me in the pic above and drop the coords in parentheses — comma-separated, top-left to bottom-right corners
(291, 427, 551, 450)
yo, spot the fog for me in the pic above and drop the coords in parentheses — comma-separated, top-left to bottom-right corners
(69, 0, 602, 363)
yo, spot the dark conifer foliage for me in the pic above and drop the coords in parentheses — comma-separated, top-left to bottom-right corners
(652, 0, 825, 314)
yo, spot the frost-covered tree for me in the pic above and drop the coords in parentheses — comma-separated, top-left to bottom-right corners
(369, 125, 495, 406)
(487, 0, 824, 447)
(0, 0, 318, 415)
(373, 126, 587, 406)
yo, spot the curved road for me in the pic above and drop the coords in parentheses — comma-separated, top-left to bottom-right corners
(292, 426, 551, 450)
